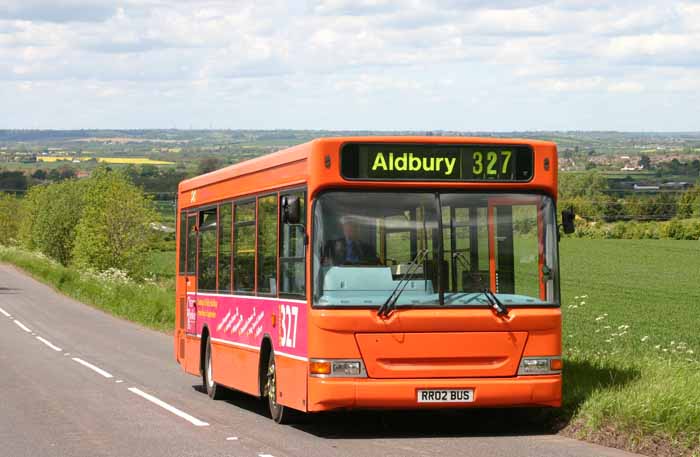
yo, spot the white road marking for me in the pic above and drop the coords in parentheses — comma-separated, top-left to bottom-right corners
(127, 387, 209, 427)
(36, 336, 62, 352)
(72, 357, 114, 378)
(0, 307, 10, 317)
(13, 319, 31, 333)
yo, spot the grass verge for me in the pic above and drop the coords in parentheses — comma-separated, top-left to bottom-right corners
(0, 246, 174, 332)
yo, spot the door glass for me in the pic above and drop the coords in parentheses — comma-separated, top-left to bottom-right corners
(218, 203, 232, 293)
(187, 214, 197, 276)
(280, 192, 306, 297)
(197, 208, 217, 292)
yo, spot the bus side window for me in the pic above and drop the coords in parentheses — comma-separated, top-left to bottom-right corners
(198, 208, 218, 292)
(257, 195, 278, 295)
(280, 192, 305, 297)
(234, 201, 256, 293)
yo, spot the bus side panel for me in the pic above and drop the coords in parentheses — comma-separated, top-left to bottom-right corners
(193, 293, 309, 409)
(275, 355, 308, 412)
(211, 342, 260, 396)
(184, 335, 201, 376)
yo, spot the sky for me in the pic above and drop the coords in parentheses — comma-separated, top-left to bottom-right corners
(0, 0, 698, 131)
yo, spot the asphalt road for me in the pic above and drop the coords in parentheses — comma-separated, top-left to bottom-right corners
(0, 264, 640, 457)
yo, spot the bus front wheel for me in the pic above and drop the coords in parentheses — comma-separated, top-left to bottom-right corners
(265, 350, 297, 424)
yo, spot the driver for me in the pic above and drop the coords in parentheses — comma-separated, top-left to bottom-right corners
(325, 216, 375, 265)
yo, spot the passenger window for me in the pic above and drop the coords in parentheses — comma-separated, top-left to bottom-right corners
(280, 192, 306, 297)
(197, 208, 217, 292)
(218, 203, 232, 293)
(234, 202, 255, 293)
(257, 195, 278, 295)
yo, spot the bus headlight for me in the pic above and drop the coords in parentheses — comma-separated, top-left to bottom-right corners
(309, 359, 367, 378)
(518, 356, 562, 375)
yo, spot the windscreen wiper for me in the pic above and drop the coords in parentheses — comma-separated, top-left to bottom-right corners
(377, 248, 429, 318)
(482, 289, 509, 317)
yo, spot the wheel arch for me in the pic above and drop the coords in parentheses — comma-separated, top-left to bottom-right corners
(258, 334, 274, 398)
(199, 324, 211, 375)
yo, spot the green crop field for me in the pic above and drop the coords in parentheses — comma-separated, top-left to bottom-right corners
(560, 239, 700, 358)
(557, 239, 700, 453)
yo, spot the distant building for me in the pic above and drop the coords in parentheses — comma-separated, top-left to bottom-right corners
(661, 181, 691, 190)
(633, 184, 660, 191)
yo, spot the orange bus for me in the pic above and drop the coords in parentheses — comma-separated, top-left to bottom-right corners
(175, 136, 571, 423)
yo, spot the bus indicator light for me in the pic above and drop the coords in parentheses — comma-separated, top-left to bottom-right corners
(310, 361, 332, 375)
(550, 358, 563, 371)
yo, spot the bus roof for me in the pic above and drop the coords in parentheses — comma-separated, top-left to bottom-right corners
(178, 136, 556, 194)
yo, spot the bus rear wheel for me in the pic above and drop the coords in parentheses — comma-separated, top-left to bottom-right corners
(203, 337, 223, 400)
(265, 350, 297, 424)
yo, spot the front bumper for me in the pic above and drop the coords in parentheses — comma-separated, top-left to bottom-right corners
(307, 375, 561, 411)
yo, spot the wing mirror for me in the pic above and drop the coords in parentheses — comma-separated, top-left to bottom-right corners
(561, 208, 576, 234)
(282, 195, 301, 224)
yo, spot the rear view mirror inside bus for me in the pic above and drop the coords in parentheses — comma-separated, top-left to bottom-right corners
(561, 208, 575, 234)
(282, 196, 301, 224)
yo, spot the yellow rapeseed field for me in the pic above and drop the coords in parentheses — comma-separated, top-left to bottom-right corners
(37, 157, 175, 165)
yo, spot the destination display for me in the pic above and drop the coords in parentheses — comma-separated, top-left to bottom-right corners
(341, 143, 534, 182)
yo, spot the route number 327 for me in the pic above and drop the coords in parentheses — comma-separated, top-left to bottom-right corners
(279, 304, 299, 348)
(471, 150, 512, 177)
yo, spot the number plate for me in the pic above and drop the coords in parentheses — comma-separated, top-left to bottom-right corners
(417, 389, 474, 403)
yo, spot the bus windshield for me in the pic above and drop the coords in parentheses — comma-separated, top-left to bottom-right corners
(313, 191, 559, 308)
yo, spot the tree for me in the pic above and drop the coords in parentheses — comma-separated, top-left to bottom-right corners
(59, 167, 76, 180)
(0, 170, 28, 193)
(638, 155, 651, 170)
(31, 169, 48, 180)
(47, 169, 61, 181)
(0, 193, 20, 245)
(19, 180, 88, 264)
(72, 169, 157, 277)
(678, 185, 700, 218)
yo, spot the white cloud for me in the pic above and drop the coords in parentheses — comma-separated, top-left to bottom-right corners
(0, 0, 698, 129)
(607, 81, 644, 93)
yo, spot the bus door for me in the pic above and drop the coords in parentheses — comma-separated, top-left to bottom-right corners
(486, 196, 545, 299)
(185, 213, 198, 336)
(440, 202, 490, 294)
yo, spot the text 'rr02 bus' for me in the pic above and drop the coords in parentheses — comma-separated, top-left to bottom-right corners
(174, 136, 572, 423)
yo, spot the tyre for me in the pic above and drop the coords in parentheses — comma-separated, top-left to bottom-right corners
(265, 350, 298, 424)
(203, 337, 223, 400)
